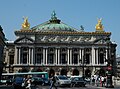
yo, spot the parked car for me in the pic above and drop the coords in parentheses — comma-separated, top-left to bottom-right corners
(55, 75, 71, 87)
(31, 77, 44, 86)
(70, 76, 86, 87)
(85, 77, 91, 84)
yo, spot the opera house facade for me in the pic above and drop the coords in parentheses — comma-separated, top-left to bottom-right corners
(4, 12, 117, 77)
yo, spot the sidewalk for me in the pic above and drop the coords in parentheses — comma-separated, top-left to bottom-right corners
(87, 84, 120, 89)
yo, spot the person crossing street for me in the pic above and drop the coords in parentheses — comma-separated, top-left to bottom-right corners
(49, 73, 57, 89)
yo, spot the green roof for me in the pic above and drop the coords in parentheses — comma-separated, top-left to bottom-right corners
(31, 11, 78, 32)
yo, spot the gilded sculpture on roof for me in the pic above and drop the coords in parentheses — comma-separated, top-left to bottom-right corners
(22, 17, 30, 29)
(95, 18, 104, 31)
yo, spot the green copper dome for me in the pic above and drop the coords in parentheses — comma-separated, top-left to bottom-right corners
(31, 11, 78, 32)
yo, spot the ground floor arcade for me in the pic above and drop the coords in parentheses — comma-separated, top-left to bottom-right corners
(6, 66, 107, 78)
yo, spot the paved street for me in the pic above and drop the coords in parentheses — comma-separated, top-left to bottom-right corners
(0, 84, 120, 89)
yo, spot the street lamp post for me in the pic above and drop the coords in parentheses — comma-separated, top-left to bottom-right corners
(65, 61, 68, 76)
(106, 37, 114, 88)
(80, 55, 85, 80)
(83, 55, 86, 80)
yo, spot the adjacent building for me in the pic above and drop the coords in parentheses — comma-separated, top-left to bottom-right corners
(0, 25, 6, 80)
(116, 56, 120, 77)
(4, 12, 117, 77)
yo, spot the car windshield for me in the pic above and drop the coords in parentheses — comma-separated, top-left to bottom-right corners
(73, 77, 84, 81)
(58, 76, 68, 80)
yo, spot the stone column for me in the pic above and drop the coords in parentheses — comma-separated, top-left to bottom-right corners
(96, 48, 98, 64)
(31, 48, 34, 64)
(5, 48, 9, 65)
(70, 48, 72, 65)
(55, 48, 58, 64)
(18, 47, 21, 64)
(28, 48, 31, 64)
(14, 47, 20, 64)
(105, 49, 108, 64)
(92, 47, 95, 65)
(94, 48, 97, 65)
(45, 48, 48, 65)
(79, 48, 81, 65)
(81, 48, 84, 63)
(43, 48, 45, 64)
(67, 48, 70, 64)
(33, 47, 35, 64)
(58, 48, 60, 65)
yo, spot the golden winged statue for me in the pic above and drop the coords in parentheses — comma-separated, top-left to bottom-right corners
(95, 18, 104, 31)
(22, 17, 30, 29)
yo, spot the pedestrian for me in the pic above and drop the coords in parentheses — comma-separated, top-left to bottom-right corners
(26, 78, 31, 89)
(91, 76, 95, 85)
(49, 73, 57, 89)
(22, 75, 28, 89)
(96, 76, 100, 87)
(101, 76, 104, 87)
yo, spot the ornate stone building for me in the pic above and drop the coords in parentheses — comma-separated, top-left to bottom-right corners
(0, 26, 5, 80)
(4, 12, 117, 77)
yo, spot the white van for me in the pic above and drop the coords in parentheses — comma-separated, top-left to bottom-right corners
(55, 75, 71, 87)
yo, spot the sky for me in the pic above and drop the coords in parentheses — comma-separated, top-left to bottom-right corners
(0, 0, 120, 55)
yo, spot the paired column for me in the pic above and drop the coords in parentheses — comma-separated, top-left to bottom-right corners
(15, 47, 21, 64)
(92, 47, 95, 65)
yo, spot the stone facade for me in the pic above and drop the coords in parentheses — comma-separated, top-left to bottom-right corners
(4, 12, 117, 77)
(0, 26, 5, 80)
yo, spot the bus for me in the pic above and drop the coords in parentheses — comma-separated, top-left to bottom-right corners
(14, 72, 49, 79)
(1, 72, 49, 85)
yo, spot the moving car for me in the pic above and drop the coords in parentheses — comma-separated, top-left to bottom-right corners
(70, 76, 86, 87)
(55, 75, 71, 87)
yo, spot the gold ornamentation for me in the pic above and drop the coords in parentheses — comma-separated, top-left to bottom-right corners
(95, 18, 104, 31)
(22, 17, 30, 29)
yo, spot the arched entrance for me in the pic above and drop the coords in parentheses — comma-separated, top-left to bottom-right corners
(85, 69, 91, 78)
(19, 67, 29, 72)
(36, 68, 43, 72)
(31, 67, 43, 72)
(60, 69, 67, 75)
(72, 69, 79, 76)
